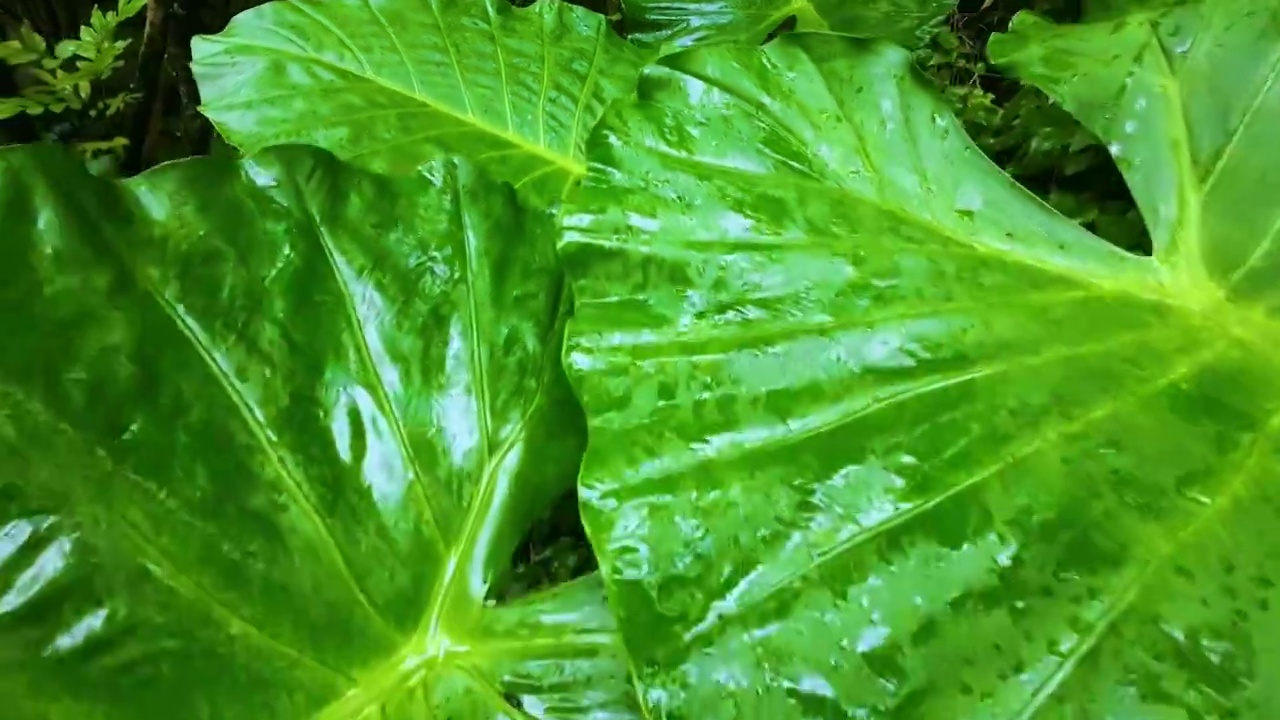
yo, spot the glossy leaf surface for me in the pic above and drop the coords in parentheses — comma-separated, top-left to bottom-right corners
(559, 2, 1280, 716)
(0, 144, 636, 719)
(191, 0, 650, 202)
(1082, 0, 1192, 19)
(990, 2, 1280, 293)
(618, 0, 953, 52)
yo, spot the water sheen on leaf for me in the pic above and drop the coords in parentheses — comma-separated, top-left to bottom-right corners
(191, 0, 650, 202)
(619, 0, 954, 52)
(0, 144, 635, 719)
(990, 1, 1280, 304)
(558, 2, 1280, 717)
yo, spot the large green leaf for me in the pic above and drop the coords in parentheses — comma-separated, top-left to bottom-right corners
(1082, 0, 1193, 20)
(0, 144, 636, 719)
(190, 0, 650, 202)
(619, 0, 953, 52)
(989, 2, 1280, 296)
(558, 1, 1280, 716)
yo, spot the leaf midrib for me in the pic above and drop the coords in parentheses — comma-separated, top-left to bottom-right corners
(310, 620, 616, 720)
(679, 327, 1203, 642)
(311, 288, 572, 719)
(300, 194, 449, 553)
(0, 386, 353, 685)
(1012, 401, 1280, 718)
(648, 41, 1280, 346)
(126, 261, 398, 640)
(197, 38, 587, 177)
(631, 132, 1161, 303)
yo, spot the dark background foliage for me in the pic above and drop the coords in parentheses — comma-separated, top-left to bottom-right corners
(0, 0, 1146, 596)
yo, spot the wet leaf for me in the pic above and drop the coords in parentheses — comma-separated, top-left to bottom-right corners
(191, 0, 651, 202)
(559, 1, 1280, 716)
(619, 0, 954, 52)
(0, 144, 637, 719)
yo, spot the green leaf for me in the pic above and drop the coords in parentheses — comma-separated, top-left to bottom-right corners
(559, 5, 1280, 717)
(18, 23, 47, 54)
(118, 0, 148, 20)
(0, 45, 42, 66)
(0, 144, 637, 719)
(1082, 0, 1195, 20)
(989, 1, 1280, 303)
(619, 0, 955, 52)
(191, 0, 651, 203)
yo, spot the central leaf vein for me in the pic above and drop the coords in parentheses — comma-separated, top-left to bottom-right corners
(683, 327, 1198, 642)
(1013, 378, 1280, 718)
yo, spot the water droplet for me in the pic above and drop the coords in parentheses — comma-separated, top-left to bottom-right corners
(954, 185, 984, 219)
(1171, 33, 1194, 55)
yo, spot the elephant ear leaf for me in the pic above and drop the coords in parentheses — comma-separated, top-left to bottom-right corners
(0, 144, 636, 719)
(619, 0, 953, 52)
(558, 1, 1280, 718)
(191, 0, 650, 202)
(990, 1, 1280, 304)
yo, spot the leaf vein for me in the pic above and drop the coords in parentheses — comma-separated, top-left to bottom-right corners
(1012, 390, 1280, 718)
(137, 270, 394, 638)
(681, 334, 1219, 643)
(298, 193, 448, 552)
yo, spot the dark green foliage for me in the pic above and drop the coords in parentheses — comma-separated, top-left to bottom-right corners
(0, 0, 273, 171)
